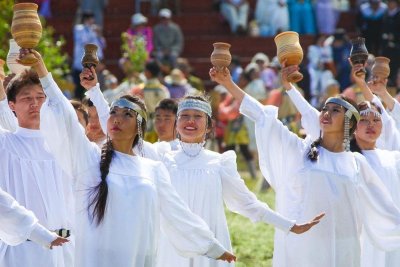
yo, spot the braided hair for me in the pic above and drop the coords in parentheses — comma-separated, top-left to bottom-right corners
(88, 94, 147, 225)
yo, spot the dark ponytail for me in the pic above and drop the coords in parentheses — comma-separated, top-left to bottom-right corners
(307, 137, 322, 162)
(88, 139, 114, 225)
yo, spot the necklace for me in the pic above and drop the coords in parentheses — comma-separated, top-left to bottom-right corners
(179, 141, 205, 158)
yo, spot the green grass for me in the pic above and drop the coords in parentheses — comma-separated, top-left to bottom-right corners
(226, 172, 276, 267)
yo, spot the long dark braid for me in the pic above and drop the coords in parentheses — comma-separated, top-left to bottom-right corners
(88, 138, 114, 225)
(307, 137, 322, 162)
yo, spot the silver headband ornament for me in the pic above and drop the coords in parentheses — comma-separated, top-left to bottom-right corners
(325, 97, 360, 122)
(359, 102, 381, 118)
(110, 98, 147, 123)
(177, 98, 212, 118)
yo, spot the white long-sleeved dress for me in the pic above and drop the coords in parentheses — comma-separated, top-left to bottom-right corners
(286, 88, 400, 267)
(39, 73, 228, 267)
(157, 147, 295, 267)
(240, 94, 400, 267)
(0, 188, 58, 247)
(0, 104, 74, 267)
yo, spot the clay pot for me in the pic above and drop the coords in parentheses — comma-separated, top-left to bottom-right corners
(81, 43, 100, 69)
(372, 57, 390, 78)
(350, 37, 368, 77)
(210, 42, 232, 70)
(0, 59, 5, 80)
(6, 39, 31, 74)
(11, 3, 42, 66)
(274, 31, 303, 83)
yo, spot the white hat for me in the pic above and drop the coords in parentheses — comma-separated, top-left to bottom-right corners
(164, 68, 187, 85)
(244, 62, 260, 74)
(131, 13, 148, 26)
(159, 8, 172, 19)
(251, 53, 270, 65)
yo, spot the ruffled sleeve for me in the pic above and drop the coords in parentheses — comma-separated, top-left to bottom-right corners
(286, 86, 321, 140)
(156, 162, 227, 259)
(219, 150, 295, 232)
(0, 98, 17, 132)
(40, 72, 99, 178)
(239, 94, 307, 191)
(372, 95, 400, 151)
(0, 189, 57, 247)
(355, 153, 400, 251)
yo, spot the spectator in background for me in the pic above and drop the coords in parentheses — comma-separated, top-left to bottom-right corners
(153, 8, 184, 69)
(154, 98, 179, 149)
(381, 0, 400, 83)
(220, 0, 249, 35)
(77, 0, 108, 27)
(262, 56, 282, 91)
(357, 0, 387, 55)
(315, 0, 337, 35)
(82, 97, 107, 147)
(331, 29, 352, 90)
(255, 0, 289, 36)
(102, 73, 119, 103)
(164, 68, 196, 99)
(229, 55, 243, 84)
(127, 13, 154, 56)
(177, 58, 205, 93)
(72, 12, 105, 99)
(287, 0, 316, 34)
(70, 99, 89, 128)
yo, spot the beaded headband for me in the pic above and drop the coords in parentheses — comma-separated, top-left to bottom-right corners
(177, 98, 212, 118)
(110, 98, 147, 123)
(359, 102, 382, 118)
(325, 97, 360, 122)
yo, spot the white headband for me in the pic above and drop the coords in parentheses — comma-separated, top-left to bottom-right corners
(110, 98, 147, 123)
(359, 102, 381, 118)
(177, 98, 212, 118)
(325, 97, 360, 121)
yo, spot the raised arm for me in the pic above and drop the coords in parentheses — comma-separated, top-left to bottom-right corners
(0, 188, 68, 248)
(19, 49, 99, 178)
(156, 162, 235, 263)
(220, 151, 323, 234)
(0, 73, 18, 132)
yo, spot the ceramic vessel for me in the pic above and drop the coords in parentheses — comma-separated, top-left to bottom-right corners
(11, 3, 42, 66)
(350, 37, 368, 76)
(371, 57, 390, 78)
(6, 39, 31, 74)
(210, 42, 232, 70)
(81, 43, 100, 69)
(274, 31, 303, 83)
(0, 59, 5, 80)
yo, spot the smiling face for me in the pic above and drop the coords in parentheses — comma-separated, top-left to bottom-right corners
(319, 103, 346, 135)
(8, 85, 46, 129)
(176, 109, 210, 143)
(107, 106, 138, 143)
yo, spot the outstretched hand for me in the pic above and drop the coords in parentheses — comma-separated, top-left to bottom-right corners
(49, 236, 69, 249)
(290, 213, 325, 234)
(217, 251, 236, 263)
(280, 59, 298, 90)
(209, 67, 232, 87)
(348, 58, 366, 85)
(368, 77, 388, 97)
(80, 67, 98, 90)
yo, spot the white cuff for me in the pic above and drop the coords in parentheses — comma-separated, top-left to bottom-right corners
(28, 224, 58, 248)
(205, 239, 226, 259)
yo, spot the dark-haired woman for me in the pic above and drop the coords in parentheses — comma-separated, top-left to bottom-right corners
(33, 53, 236, 266)
(156, 95, 323, 267)
(210, 66, 400, 267)
(285, 63, 400, 267)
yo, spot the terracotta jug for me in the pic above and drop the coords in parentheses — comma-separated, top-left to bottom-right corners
(81, 43, 100, 69)
(349, 37, 368, 77)
(11, 3, 42, 66)
(274, 31, 303, 83)
(210, 42, 232, 70)
(372, 57, 390, 78)
(0, 59, 5, 80)
(6, 39, 31, 74)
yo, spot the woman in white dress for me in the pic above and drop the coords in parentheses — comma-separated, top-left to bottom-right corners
(156, 94, 324, 267)
(23, 50, 236, 267)
(284, 63, 400, 267)
(209, 66, 400, 267)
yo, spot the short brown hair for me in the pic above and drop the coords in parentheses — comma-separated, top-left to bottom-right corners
(6, 70, 42, 102)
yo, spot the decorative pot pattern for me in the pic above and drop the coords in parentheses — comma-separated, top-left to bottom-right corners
(372, 57, 390, 78)
(11, 3, 42, 66)
(274, 31, 303, 83)
(6, 39, 31, 74)
(210, 42, 232, 70)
